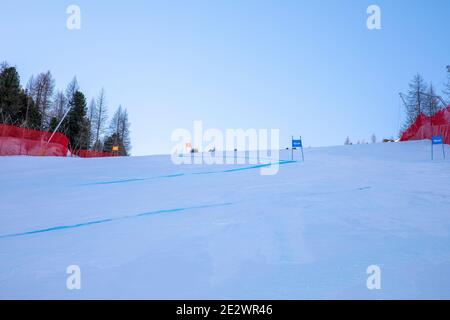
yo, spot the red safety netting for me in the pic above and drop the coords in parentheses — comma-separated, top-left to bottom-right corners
(71, 149, 117, 158)
(400, 106, 450, 145)
(0, 124, 69, 157)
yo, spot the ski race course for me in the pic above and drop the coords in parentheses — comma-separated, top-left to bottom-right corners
(1, 140, 450, 299)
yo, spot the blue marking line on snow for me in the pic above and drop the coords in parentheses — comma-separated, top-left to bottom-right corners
(85, 173, 186, 185)
(0, 202, 233, 240)
(222, 160, 295, 173)
(93, 178, 148, 185)
(192, 171, 216, 175)
(166, 173, 185, 178)
(81, 160, 297, 186)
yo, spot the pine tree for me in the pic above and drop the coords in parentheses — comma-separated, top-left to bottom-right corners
(17, 89, 41, 129)
(0, 66, 22, 125)
(48, 116, 59, 132)
(371, 134, 377, 144)
(63, 91, 90, 150)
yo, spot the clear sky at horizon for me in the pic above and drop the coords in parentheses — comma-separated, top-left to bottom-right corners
(1, 0, 449, 155)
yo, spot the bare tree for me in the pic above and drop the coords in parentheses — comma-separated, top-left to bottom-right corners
(105, 105, 131, 155)
(108, 105, 123, 137)
(424, 83, 440, 116)
(444, 66, 450, 105)
(87, 98, 97, 149)
(52, 91, 67, 122)
(65, 77, 79, 106)
(120, 108, 131, 154)
(93, 88, 108, 150)
(402, 74, 428, 131)
(29, 71, 55, 130)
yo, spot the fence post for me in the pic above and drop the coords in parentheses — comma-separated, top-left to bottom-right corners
(300, 136, 305, 162)
(291, 136, 294, 161)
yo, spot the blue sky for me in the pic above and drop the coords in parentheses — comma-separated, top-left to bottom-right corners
(1, 0, 449, 155)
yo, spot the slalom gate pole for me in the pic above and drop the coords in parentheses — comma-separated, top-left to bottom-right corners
(300, 136, 304, 162)
(291, 136, 294, 161)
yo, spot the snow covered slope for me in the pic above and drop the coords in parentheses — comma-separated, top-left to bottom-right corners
(1, 140, 450, 299)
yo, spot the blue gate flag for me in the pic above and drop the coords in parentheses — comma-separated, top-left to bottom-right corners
(292, 139, 302, 148)
(432, 136, 443, 145)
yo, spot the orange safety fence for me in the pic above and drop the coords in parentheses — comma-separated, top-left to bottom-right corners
(0, 124, 121, 158)
(0, 124, 69, 156)
(71, 149, 118, 158)
(400, 106, 450, 145)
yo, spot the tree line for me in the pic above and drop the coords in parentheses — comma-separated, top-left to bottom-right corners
(345, 66, 450, 145)
(0, 61, 131, 155)
(344, 134, 379, 145)
(401, 66, 450, 133)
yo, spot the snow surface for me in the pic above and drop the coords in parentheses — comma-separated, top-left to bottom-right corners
(1, 140, 450, 299)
